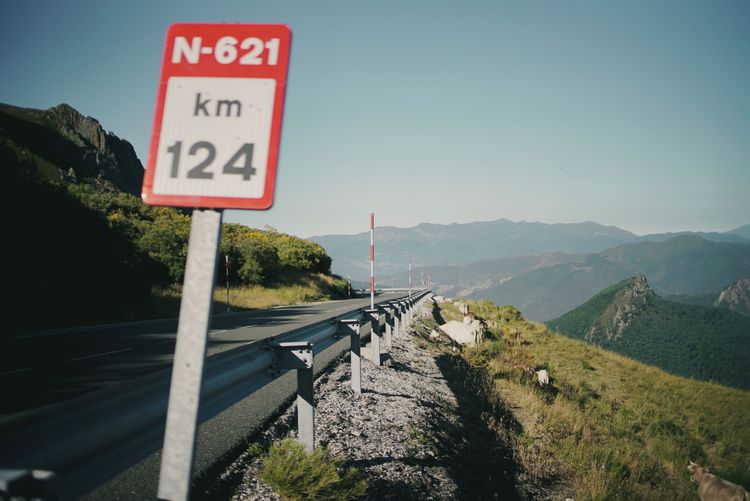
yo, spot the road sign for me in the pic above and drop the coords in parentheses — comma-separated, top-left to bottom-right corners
(142, 23, 291, 210)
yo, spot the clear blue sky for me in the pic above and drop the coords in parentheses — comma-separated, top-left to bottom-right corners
(2, 0, 748, 237)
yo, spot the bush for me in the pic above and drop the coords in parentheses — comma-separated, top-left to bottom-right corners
(237, 236, 280, 285)
(260, 438, 367, 500)
(274, 235, 332, 274)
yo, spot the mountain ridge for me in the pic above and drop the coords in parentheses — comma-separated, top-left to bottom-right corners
(0, 101, 144, 195)
(546, 276, 750, 390)
(313, 217, 749, 282)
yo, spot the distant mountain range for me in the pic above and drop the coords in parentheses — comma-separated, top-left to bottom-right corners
(313, 218, 749, 282)
(546, 276, 750, 390)
(383, 235, 750, 321)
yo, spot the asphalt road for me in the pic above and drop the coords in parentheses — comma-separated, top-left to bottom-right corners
(1, 292, 403, 415)
(1, 292, 407, 500)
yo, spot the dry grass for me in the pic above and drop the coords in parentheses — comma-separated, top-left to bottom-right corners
(260, 438, 367, 500)
(450, 300, 750, 500)
(151, 272, 349, 315)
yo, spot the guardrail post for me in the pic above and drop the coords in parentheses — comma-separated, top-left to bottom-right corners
(364, 309, 382, 366)
(378, 305, 393, 348)
(274, 342, 315, 452)
(393, 307, 401, 340)
(338, 320, 361, 394)
(404, 300, 411, 332)
(397, 301, 407, 336)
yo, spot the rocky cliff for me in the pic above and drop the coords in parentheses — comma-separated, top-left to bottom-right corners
(1, 102, 143, 195)
(715, 277, 750, 316)
(585, 275, 654, 343)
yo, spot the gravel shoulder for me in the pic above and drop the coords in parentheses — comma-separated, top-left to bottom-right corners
(206, 309, 529, 500)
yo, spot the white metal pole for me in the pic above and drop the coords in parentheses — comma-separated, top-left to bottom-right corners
(408, 256, 412, 296)
(370, 212, 375, 310)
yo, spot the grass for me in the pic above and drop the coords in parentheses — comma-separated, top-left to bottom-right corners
(150, 271, 349, 317)
(444, 299, 750, 500)
(259, 438, 367, 500)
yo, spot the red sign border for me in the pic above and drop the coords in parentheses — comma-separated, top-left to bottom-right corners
(141, 23, 291, 210)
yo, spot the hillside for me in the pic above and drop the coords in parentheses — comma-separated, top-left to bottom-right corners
(546, 277, 750, 390)
(1, 102, 344, 333)
(433, 299, 750, 500)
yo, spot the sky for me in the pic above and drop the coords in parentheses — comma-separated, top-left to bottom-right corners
(2, 0, 749, 238)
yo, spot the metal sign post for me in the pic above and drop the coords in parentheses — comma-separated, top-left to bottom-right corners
(142, 23, 291, 501)
(158, 209, 222, 501)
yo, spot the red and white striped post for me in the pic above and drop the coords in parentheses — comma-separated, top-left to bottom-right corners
(370, 212, 375, 309)
(225, 254, 230, 312)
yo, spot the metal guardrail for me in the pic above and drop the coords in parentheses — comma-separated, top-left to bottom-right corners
(0, 290, 432, 500)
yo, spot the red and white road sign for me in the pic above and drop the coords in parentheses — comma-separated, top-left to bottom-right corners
(142, 23, 291, 210)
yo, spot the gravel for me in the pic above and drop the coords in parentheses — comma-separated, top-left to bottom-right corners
(215, 307, 527, 500)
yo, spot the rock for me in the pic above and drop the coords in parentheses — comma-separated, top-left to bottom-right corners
(436, 320, 485, 346)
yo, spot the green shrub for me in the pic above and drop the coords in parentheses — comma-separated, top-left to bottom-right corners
(260, 438, 367, 500)
(237, 236, 280, 285)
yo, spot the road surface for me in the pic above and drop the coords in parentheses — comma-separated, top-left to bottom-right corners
(1, 292, 403, 414)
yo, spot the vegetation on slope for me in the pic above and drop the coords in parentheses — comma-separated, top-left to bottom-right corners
(2, 103, 343, 333)
(546, 277, 750, 390)
(440, 300, 750, 500)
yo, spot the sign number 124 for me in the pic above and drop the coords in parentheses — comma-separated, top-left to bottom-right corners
(166, 141, 257, 181)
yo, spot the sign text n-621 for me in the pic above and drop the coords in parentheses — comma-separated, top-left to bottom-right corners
(172, 36, 281, 65)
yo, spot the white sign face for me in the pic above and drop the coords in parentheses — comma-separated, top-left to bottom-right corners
(152, 77, 276, 199)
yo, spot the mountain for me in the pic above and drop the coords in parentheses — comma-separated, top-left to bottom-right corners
(399, 235, 750, 321)
(380, 252, 586, 297)
(467, 254, 634, 321)
(1, 102, 143, 195)
(312, 219, 637, 280)
(546, 276, 750, 390)
(475, 235, 750, 320)
(635, 231, 749, 243)
(599, 235, 750, 295)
